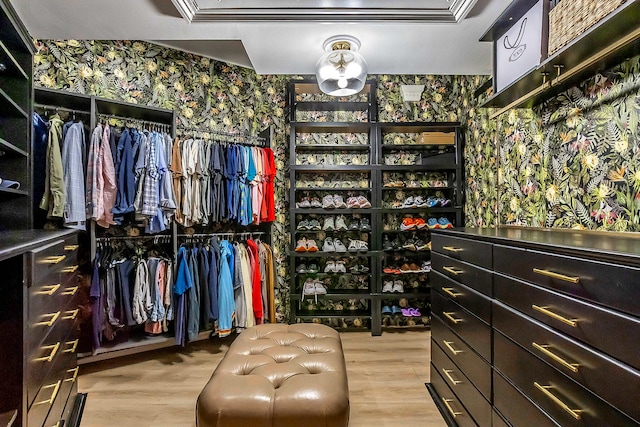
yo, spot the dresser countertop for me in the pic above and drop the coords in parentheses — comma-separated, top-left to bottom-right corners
(0, 229, 78, 261)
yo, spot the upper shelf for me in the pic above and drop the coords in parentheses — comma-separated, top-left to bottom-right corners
(292, 122, 372, 133)
(480, 0, 640, 111)
(294, 101, 371, 112)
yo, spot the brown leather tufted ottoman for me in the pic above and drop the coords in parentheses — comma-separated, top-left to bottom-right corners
(196, 323, 350, 427)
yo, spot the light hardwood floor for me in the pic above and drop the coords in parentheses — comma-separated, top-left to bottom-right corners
(78, 330, 447, 427)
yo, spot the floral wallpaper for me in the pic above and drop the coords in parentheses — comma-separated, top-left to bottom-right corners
(497, 54, 640, 231)
(33, 39, 293, 321)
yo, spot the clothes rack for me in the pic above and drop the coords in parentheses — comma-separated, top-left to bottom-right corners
(177, 127, 267, 146)
(97, 113, 172, 133)
(34, 103, 91, 116)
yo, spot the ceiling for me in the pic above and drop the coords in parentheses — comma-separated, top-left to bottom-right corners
(9, 0, 513, 76)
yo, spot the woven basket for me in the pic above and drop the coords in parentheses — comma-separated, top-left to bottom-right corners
(548, 0, 626, 55)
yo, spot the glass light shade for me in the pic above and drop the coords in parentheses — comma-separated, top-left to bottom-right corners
(316, 38, 368, 96)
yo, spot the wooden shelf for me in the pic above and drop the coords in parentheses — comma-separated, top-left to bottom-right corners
(295, 144, 370, 151)
(295, 309, 371, 318)
(378, 164, 460, 171)
(293, 290, 372, 299)
(481, 0, 640, 111)
(0, 137, 27, 157)
(0, 87, 27, 118)
(0, 40, 28, 80)
(295, 187, 371, 191)
(381, 144, 455, 151)
(292, 122, 372, 133)
(378, 122, 460, 133)
(292, 164, 372, 172)
(292, 251, 373, 258)
(0, 187, 27, 197)
(291, 208, 373, 214)
(382, 186, 455, 191)
(294, 101, 370, 112)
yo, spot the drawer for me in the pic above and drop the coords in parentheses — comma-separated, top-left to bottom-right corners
(493, 409, 511, 427)
(495, 272, 640, 371)
(29, 272, 80, 333)
(494, 301, 640, 423)
(494, 331, 638, 427)
(432, 341, 491, 427)
(493, 370, 560, 427)
(432, 271, 491, 324)
(432, 233, 493, 269)
(430, 363, 478, 427)
(431, 315, 491, 400)
(28, 362, 69, 427)
(28, 291, 81, 355)
(432, 252, 493, 297)
(494, 244, 640, 318)
(432, 290, 491, 361)
(41, 346, 78, 427)
(31, 237, 79, 285)
(28, 318, 80, 408)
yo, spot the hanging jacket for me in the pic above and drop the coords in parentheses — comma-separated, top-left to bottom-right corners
(40, 114, 66, 218)
(174, 246, 193, 345)
(61, 121, 86, 229)
(218, 240, 235, 338)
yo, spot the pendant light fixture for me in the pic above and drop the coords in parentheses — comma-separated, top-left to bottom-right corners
(316, 35, 368, 96)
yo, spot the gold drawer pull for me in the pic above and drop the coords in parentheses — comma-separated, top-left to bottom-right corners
(61, 286, 79, 296)
(35, 311, 60, 327)
(64, 244, 79, 251)
(442, 398, 462, 417)
(532, 305, 578, 327)
(34, 380, 61, 406)
(533, 268, 580, 284)
(534, 382, 582, 420)
(38, 255, 66, 265)
(443, 266, 463, 276)
(533, 342, 579, 373)
(36, 284, 61, 296)
(62, 309, 79, 320)
(34, 342, 60, 362)
(443, 246, 463, 253)
(442, 287, 462, 298)
(442, 368, 462, 385)
(65, 367, 79, 383)
(443, 340, 463, 355)
(52, 422, 61, 427)
(64, 339, 79, 354)
(61, 265, 79, 273)
(443, 311, 463, 325)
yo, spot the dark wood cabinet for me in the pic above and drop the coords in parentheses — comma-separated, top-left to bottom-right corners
(428, 227, 640, 427)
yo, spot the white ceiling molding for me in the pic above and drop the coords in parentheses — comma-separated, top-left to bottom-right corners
(171, 0, 479, 23)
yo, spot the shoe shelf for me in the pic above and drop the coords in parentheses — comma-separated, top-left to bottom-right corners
(294, 309, 371, 318)
(295, 144, 370, 151)
(0, 41, 29, 80)
(296, 272, 371, 278)
(292, 208, 374, 214)
(291, 165, 372, 172)
(379, 207, 460, 213)
(377, 164, 461, 171)
(291, 122, 372, 133)
(379, 290, 431, 298)
(0, 187, 28, 197)
(295, 186, 372, 192)
(0, 87, 28, 118)
(0, 137, 28, 157)
(381, 186, 456, 191)
(293, 101, 371, 112)
(292, 251, 373, 257)
(294, 289, 372, 299)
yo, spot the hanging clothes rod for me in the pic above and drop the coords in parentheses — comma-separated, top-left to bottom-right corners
(177, 232, 266, 238)
(95, 235, 172, 242)
(97, 113, 172, 129)
(178, 127, 266, 142)
(34, 103, 91, 115)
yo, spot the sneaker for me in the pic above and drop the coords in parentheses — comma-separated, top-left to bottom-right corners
(348, 239, 359, 252)
(334, 239, 348, 253)
(357, 196, 371, 208)
(402, 197, 417, 209)
(382, 281, 394, 293)
(335, 215, 348, 231)
(357, 240, 369, 252)
(415, 239, 429, 251)
(421, 261, 432, 272)
(295, 238, 308, 252)
(439, 198, 452, 207)
(315, 281, 327, 295)
(323, 238, 335, 252)
(322, 195, 335, 209)
(324, 260, 336, 273)
(349, 264, 361, 273)
(406, 180, 420, 188)
(333, 194, 347, 209)
(402, 239, 417, 251)
(308, 263, 319, 273)
(383, 235, 394, 251)
(348, 219, 360, 231)
(438, 217, 453, 229)
(427, 218, 439, 229)
(308, 219, 321, 231)
(297, 219, 310, 230)
(310, 197, 323, 208)
(297, 197, 311, 208)
(346, 197, 360, 209)
(302, 279, 316, 296)
(393, 280, 404, 293)
(414, 196, 428, 208)
(335, 260, 347, 273)
(426, 197, 439, 208)
(408, 263, 422, 272)
(401, 217, 416, 231)
(399, 263, 413, 273)
(360, 218, 371, 231)
(413, 217, 427, 229)
(323, 216, 335, 231)
(307, 239, 319, 252)
(296, 264, 308, 274)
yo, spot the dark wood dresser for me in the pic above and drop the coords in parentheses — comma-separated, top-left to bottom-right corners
(428, 227, 640, 427)
(0, 230, 86, 427)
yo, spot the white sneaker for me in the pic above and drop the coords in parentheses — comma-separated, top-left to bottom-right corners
(324, 260, 336, 273)
(348, 239, 359, 252)
(334, 239, 347, 253)
(335, 215, 348, 231)
(382, 281, 393, 293)
(335, 260, 347, 273)
(323, 216, 335, 231)
(322, 195, 335, 209)
(315, 281, 327, 295)
(333, 194, 347, 209)
(392, 280, 404, 293)
(302, 279, 316, 297)
(323, 237, 336, 252)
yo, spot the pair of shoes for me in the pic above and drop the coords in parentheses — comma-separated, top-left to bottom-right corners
(381, 305, 402, 315)
(348, 239, 369, 252)
(297, 218, 321, 231)
(401, 217, 428, 230)
(302, 279, 328, 302)
(297, 263, 319, 274)
(427, 217, 454, 229)
(402, 238, 429, 251)
(322, 215, 349, 231)
(322, 194, 348, 209)
(323, 237, 347, 253)
(324, 259, 347, 273)
(295, 237, 319, 252)
(400, 263, 422, 273)
(349, 264, 370, 273)
(383, 235, 399, 251)
(297, 196, 323, 208)
(406, 180, 421, 188)
(401, 307, 422, 317)
(347, 196, 371, 209)
(382, 280, 404, 293)
(383, 180, 404, 188)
